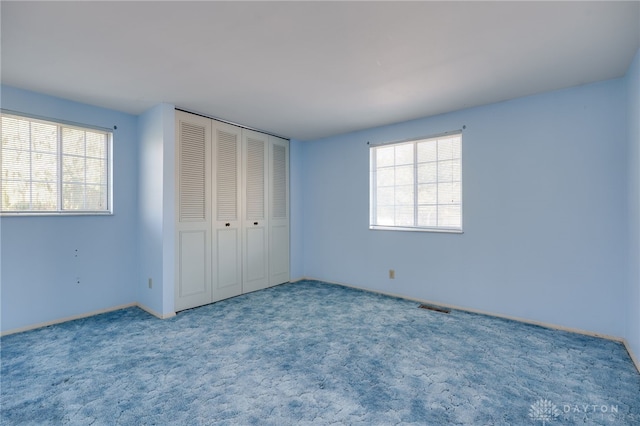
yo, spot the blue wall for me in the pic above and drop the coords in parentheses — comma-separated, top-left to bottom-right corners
(300, 78, 629, 337)
(627, 49, 640, 363)
(0, 86, 139, 332)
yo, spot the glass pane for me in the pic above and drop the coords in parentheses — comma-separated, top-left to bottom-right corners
(1, 117, 30, 150)
(438, 182, 461, 204)
(86, 132, 106, 158)
(418, 183, 437, 204)
(85, 184, 107, 210)
(376, 206, 394, 226)
(32, 182, 57, 210)
(3, 148, 30, 180)
(32, 152, 57, 182)
(376, 186, 395, 206)
(62, 128, 85, 156)
(438, 205, 461, 228)
(1, 180, 30, 211)
(86, 158, 106, 184)
(63, 155, 85, 183)
(375, 146, 395, 168)
(63, 183, 84, 210)
(395, 205, 414, 226)
(438, 136, 460, 160)
(395, 164, 413, 185)
(394, 184, 414, 206)
(376, 167, 394, 187)
(32, 122, 58, 153)
(417, 140, 437, 163)
(417, 162, 437, 184)
(418, 205, 437, 227)
(438, 159, 461, 182)
(394, 143, 413, 165)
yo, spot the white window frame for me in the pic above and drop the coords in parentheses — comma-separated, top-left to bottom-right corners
(370, 131, 463, 233)
(0, 111, 113, 216)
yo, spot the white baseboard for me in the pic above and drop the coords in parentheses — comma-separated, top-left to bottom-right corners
(136, 303, 176, 320)
(1, 302, 137, 337)
(294, 277, 640, 373)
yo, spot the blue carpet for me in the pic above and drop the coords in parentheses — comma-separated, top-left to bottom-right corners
(1, 280, 639, 425)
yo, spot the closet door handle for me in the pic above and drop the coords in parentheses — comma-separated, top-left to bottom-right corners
(225, 223, 230, 227)
(254, 222, 259, 225)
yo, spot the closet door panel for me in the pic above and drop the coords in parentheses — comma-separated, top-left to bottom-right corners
(269, 136, 290, 286)
(212, 120, 243, 301)
(242, 130, 269, 293)
(175, 111, 212, 311)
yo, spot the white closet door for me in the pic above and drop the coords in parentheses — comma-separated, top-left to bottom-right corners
(175, 111, 212, 311)
(269, 136, 290, 286)
(242, 130, 269, 293)
(212, 120, 243, 301)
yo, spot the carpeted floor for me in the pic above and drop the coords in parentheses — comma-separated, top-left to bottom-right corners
(1, 280, 639, 425)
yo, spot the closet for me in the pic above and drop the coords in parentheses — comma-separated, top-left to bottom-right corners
(174, 110, 289, 311)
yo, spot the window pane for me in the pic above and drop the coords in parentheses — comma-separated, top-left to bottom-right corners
(438, 159, 461, 182)
(86, 158, 106, 184)
(418, 183, 437, 204)
(395, 143, 413, 165)
(1, 180, 29, 211)
(63, 183, 84, 210)
(376, 146, 395, 168)
(1, 117, 30, 150)
(394, 184, 414, 206)
(62, 128, 85, 156)
(376, 186, 395, 206)
(438, 205, 461, 228)
(86, 132, 106, 158)
(395, 164, 413, 185)
(376, 206, 394, 226)
(438, 182, 461, 204)
(438, 136, 460, 160)
(395, 205, 414, 226)
(417, 163, 437, 184)
(417, 140, 437, 163)
(32, 122, 57, 152)
(33, 152, 57, 182)
(3, 149, 30, 180)
(32, 182, 57, 210)
(63, 155, 85, 183)
(418, 205, 437, 227)
(85, 185, 107, 210)
(376, 167, 394, 187)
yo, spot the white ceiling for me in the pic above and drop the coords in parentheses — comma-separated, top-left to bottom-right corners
(2, 1, 639, 141)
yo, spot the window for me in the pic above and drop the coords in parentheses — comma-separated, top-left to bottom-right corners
(370, 132, 462, 232)
(1, 112, 112, 215)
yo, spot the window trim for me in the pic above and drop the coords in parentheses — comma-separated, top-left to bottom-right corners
(1, 110, 114, 216)
(369, 130, 463, 233)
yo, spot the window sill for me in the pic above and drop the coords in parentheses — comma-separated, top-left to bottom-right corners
(369, 225, 463, 234)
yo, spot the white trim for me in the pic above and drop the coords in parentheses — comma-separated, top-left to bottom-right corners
(292, 277, 639, 373)
(0, 302, 176, 336)
(1, 303, 137, 336)
(622, 339, 640, 373)
(136, 303, 176, 320)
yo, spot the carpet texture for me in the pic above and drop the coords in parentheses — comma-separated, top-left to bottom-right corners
(1, 280, 639, 425)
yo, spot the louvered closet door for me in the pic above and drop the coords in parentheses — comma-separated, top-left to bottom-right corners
(242, 130, 269, 293)
(269, 136, 290, 286)
(175, 111, 212, 311)
(212, 120, 243, 301)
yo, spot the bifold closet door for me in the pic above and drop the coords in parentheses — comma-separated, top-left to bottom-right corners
(242, 130, 269, 293)
(269, 136, 290, 286)
(175, 111, 212, 311)
(212, 120, 243, 302)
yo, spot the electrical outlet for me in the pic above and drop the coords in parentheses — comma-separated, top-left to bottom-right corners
(148, 278, 153, 289)
(389, 269, 395, 279)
